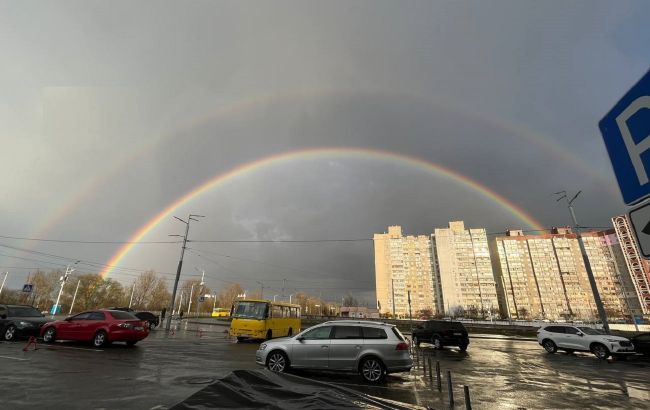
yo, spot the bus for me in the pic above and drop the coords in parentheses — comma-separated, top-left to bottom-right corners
(211, 307, 230, 318)
(229, 299, 301, 342)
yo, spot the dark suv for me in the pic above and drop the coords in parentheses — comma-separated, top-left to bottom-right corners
(412, 320, 469, 351)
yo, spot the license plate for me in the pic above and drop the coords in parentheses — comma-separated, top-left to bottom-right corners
(134, 326, 144, 331)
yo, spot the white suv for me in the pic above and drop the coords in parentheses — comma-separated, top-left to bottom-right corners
(537, 325, 634, 359)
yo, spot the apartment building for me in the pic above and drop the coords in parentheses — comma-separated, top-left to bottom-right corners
(433, 221, 499, 316)
(612, 215, 650, 316)
(373, 226, 438, 317)
(582, 229, 643, 319)
(495, 228, 595, 320)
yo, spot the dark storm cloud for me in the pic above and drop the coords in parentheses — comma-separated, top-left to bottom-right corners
(1, 1, 649, 298)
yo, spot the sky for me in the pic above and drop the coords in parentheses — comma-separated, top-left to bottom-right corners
(1, 0, 649, 304)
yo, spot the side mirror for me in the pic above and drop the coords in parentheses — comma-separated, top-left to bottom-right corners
(577, 333, 583, 337)
(296, 336, 305, 342)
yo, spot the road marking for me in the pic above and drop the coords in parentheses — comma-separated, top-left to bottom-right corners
(0, 355, 28, 361)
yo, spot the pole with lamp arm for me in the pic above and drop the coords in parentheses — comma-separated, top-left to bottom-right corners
(555, 190, 610, 333)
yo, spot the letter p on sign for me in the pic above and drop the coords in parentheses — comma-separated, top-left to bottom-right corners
(600, 70, 650, 206)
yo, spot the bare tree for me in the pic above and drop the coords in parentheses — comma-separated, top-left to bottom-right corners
(217, 283, 244, 310)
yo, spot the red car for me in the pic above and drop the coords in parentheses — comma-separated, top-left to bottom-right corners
(40, 309, 149, 347)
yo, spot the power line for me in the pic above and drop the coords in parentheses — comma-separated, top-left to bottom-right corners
(0, 234, 181, 244)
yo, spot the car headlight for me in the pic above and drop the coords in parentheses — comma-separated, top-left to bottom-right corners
(259, 343, 268, 351)
(18, 321, 34, 328)
(605, 339, 622, 343)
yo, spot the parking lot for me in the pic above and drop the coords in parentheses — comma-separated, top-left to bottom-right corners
(0, 321, 649, 409)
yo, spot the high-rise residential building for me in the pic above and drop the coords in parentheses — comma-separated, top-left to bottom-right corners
(373, 226, 438, 317)
(612, 215, 650, 316)
(495, 228, 596, 320)
(433, 221, 499, 316)
(582, 229, 643, 319)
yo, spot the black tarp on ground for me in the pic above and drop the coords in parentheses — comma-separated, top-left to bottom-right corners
(170, 370, 421, 410)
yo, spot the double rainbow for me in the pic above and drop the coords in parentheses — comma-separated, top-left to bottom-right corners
(99, 147, 544, 278)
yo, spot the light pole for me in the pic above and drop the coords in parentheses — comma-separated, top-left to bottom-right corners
(273, 294, 279, 302)
(0, 272, 7, 298)
(69, 280, 81, 314)
(165, 214, 204, 331)
(256, 281, 264, 300)
(288, 294, 293, 304)
(53, 264, 75, 318)
(555, 190, 610, 333)
(187, 284, 195, 315)
(128, 281, 135, 309)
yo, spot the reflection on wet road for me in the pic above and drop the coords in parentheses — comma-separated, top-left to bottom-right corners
(0, 321, 648, 409)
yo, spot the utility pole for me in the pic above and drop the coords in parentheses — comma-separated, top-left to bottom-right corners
(256, 281, 264, 300)
(165, 214, 204, 331)
(128, 281, 135, 309)
(53, 264, 75, 318)
(555, 191, 610, 333)
(69, 280, 81, 314)
(407, 290, 413, 334)
(187, 283, 195, 315)
(0, 272, 7, 299)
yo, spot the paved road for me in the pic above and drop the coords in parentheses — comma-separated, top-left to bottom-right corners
(0, 322, 648, 409)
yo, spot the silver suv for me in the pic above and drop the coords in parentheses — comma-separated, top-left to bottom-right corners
(255, 320, 412, 382)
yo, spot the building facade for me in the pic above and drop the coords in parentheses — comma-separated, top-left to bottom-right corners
(495, 228, 596, 320)
(373, 226, 438, 317)
(612, 215, 650, 316)
(433, 221, 499, 317)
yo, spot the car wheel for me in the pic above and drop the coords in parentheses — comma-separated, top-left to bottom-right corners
(432, 336, 443, 350)
(126, 341, 137, 347)
(267, 351, 289, 373)
(542, 339, 557, 353)
(360, 357, 386, 383)
(266, 330, 272, 340)
(42, 327, 56, 344)
(591, 343, 610, 360)
(93, 331, 108, 348)
(413, 336, 420, 347)
(236, 336, 245, 343)
(3, 325, 16, 341)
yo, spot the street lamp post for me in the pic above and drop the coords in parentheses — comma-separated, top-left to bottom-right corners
(52, 264, 75, 318)
(0, 272, 7, 298)
(165, 214, 204, 331)
(273, 295, 279, 302)
(69, 280, 81, 314)
(556, 191, 610, 333)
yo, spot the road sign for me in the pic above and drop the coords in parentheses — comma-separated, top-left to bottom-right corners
(198, 296, 205, 303)
(628, 201, 650, 257)
(22, 284, 33, 293)
(599, 70, 650, 205)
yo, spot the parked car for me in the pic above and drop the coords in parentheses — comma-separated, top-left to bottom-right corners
(537, 325, 634, 359)
(411, 320, 469, 351)
(630, 333, 650, 356)
(109, 307, 159, 328)
(0, 304, 49, 341)
(256, 320, 412, 383)
(40, 309, 149, 347)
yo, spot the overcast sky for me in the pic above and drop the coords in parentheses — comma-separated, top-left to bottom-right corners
(1, 1, 649, 302)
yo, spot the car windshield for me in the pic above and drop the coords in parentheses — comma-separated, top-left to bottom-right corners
(8, 306, 43, 317)
(233, 301, 268, 320)
(578, 327, 605, 335)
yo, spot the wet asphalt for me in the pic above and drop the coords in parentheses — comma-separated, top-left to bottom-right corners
(0, 321, 648, 409)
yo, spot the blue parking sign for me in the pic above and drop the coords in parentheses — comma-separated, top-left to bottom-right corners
(599, 70, 650, 205)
